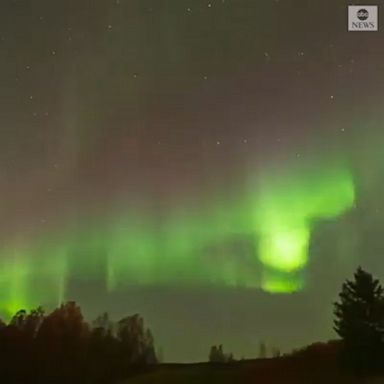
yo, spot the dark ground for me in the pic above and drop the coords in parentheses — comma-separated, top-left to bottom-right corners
(121, 356, 371, 384)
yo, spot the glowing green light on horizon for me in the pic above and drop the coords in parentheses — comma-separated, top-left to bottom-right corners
(0, 155, 356, 315)
(0, 244, 68, 319)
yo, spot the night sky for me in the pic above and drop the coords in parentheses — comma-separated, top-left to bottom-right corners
(1, 0, 384, 362)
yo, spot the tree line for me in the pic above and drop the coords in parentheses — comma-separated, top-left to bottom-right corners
(208, 342, 280, 363)
(1, 266, 384, 382)
(0, 302, 157, 384)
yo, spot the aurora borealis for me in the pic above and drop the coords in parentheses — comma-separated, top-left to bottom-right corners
(1, 0, 384, 362)
(0, 153, 356, 316)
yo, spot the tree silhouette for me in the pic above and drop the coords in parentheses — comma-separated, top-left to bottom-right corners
(334, 267, 384, 374)
(271, 346, 281, 358)
(227, 352, 235, 362)
(209, 345, 215, 362)
(157, 346, 164, 363)
(11, 307, 44, 338)
(258, 341, 267, 358)
(88, 312, 120, 383)
(37, 301, 90, 382)
(92, 312, 114, 336)
(117, 313, 157, 366)
(208, 344, 234, 363)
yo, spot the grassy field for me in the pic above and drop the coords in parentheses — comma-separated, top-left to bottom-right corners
(121, 356, 367, 384)
(122, 362, 249, 384)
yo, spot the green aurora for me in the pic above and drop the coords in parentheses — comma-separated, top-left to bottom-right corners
(0, 156, 355, 317)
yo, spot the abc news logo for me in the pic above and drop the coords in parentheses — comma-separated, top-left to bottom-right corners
(348, 6, 378, 31)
